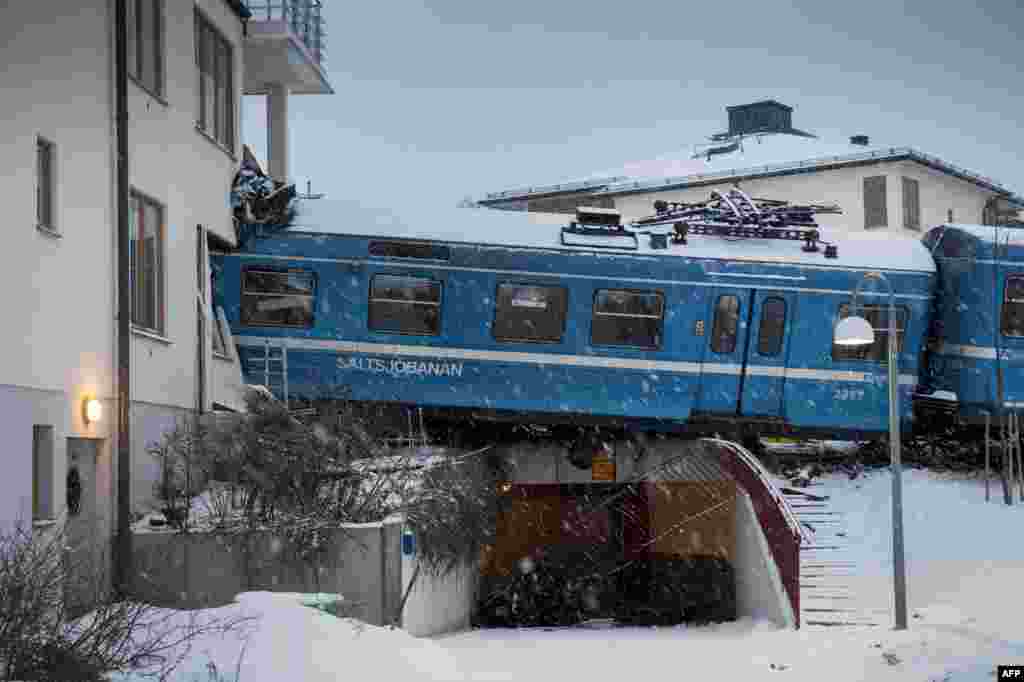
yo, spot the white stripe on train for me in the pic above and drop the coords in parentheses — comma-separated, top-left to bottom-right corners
(236, 335, 918, 386)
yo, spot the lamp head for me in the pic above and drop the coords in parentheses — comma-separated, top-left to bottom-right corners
(834, 315, 875, 347)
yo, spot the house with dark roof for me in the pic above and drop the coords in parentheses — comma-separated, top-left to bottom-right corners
(473, 101, 1024, 233)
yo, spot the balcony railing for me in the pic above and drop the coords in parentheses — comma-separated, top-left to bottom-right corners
(248, 1, 327, 70)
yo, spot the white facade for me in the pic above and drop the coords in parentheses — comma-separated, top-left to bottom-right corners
(0, 0, 297, 537)
(612, 158, 997, 233)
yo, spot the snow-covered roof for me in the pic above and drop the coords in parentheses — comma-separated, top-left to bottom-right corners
(285, 198, 935, 273)
(477, 133, 1022, 205)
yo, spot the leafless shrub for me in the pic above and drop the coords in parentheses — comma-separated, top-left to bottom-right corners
(0, 520, 250, 681)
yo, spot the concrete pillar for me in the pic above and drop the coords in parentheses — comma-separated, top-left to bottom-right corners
(267, 83, 290, 182)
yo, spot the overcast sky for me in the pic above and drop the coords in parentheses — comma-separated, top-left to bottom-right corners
(241, 0, 1023, 216)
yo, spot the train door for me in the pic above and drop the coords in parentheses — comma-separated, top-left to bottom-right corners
(697, 289, 754, 415)
(740, 291, 795, 417)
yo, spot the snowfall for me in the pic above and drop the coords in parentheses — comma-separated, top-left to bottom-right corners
(108, 467, 1024, 682)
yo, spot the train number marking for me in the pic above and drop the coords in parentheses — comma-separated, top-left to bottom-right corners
(833, 388, 866, 401)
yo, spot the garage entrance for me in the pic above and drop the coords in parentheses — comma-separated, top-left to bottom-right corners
(474, 438, 803, 629)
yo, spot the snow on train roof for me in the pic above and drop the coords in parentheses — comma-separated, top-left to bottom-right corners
(286, 198, 935, 273)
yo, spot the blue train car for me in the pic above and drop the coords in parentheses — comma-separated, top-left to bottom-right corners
(211, 197, 936, 441)
(918, 223, 1024, 424)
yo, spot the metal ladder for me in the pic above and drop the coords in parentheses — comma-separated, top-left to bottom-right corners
(262, 339, 289, 404)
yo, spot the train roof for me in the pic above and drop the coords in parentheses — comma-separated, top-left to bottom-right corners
(932, 223, 1024, 245)
(283, 198, 936, 274)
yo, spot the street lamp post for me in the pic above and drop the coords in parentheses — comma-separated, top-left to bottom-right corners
(833, 271, 908, 631)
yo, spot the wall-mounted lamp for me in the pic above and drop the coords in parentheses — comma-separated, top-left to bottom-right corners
(83, 398, 103, 424)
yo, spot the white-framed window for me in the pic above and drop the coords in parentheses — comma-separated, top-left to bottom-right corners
(864, 176, 887, 229)
(902, 177, 920, 231)
(127, 0, 163, 96)
(36, 137, 55, 231)
(129, 190, 165, 334)
(195, 9, 235, 150)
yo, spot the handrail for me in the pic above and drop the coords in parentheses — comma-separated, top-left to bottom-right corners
(247, 0, 327, 70)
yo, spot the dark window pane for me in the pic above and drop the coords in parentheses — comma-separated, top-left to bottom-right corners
(241, 269, 316, 328)
(832, 303, 907, 363)
(1001, 276, 1024, 337)
(711, 295, 740, 353)
(591, 289, 663, 348)
(369, 275, 441, 335)
(864, 176, 887, 229)
(129, 192, 165, 333)
(493, 284, 567, 343)
(757, 297, 787, 356)
(902, 177, 920, 231)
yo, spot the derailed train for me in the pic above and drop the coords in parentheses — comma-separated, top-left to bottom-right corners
(209, 189, 1024, 445)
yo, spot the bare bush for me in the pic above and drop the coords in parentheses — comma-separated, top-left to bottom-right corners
(0, 520, 249, 681)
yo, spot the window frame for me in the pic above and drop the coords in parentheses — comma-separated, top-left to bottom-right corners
(127, 0, 164, 97)
(902, 176, 921, 231)
(832, 303, 909, 364)
(1000, 275, 1024, 338)
(710, 294, 741, 354)
(194, 8, 235, 152)
(756, 296, 787, 357)
(129, 189, 166, 335)
(590, 288, 665, 350)
(492, 282, 569, 344)
(36, 136, 56, 233)
(864, 175, 888, 230)
(240, 268, 317, 329)
(368, 274, 443, 337)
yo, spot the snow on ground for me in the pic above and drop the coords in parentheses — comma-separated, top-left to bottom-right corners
(111, 468, 1024, 681)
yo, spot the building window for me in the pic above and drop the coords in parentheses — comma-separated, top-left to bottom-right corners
(493, 284, 567, 343)
(369, 275, 442, 335)
(241, 269, 316, 328)
(36, 137, 55, 231)
(948, 209, 954, 223)
(127, 0, 163, 95)
(710, 295, 741, 353)
(195, 10, 234, 150)
(902, 177, 920, 231)
(591, 289, 664, 349)
(757, 297, 787, 357)
(832, 304, 907, 363)
(864, 176, 888, 229)
(129, 191, 165, 334)
(1000, 276, 1024, 337)
(32, 425, 54, 521)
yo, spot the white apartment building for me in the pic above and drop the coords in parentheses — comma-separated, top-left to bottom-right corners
(0, 0, 332, 557)
(475, 101, 1024, 231)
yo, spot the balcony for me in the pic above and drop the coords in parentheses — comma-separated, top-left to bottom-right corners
(244, 1, 333, 95)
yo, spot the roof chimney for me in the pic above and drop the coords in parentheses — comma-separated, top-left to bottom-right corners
(850, 135, 869, 146)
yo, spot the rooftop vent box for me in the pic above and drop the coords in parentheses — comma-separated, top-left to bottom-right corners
(575, 206, 622, 227)
(726, 100, 793, 137)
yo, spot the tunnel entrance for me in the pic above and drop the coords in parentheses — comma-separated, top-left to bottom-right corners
(472, 438, 802, 629)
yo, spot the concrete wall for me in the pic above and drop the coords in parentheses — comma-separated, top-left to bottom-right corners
(611, 160, 998, 233)
(130, 518, 404, 626)
(401, 553, 477, 638)
(734, 490, 796, 627)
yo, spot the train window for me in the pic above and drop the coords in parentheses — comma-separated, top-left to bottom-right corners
(240, 269, 315, 327)
(493, 283, 567, 343)
(1000, 276, 1024, 337)
(832, 304, 908, 363)
(757, 297, 787, 356)
(710, 295, 740, 353)
(591, 289, 664, 349)
(369, 274, 442, 335)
